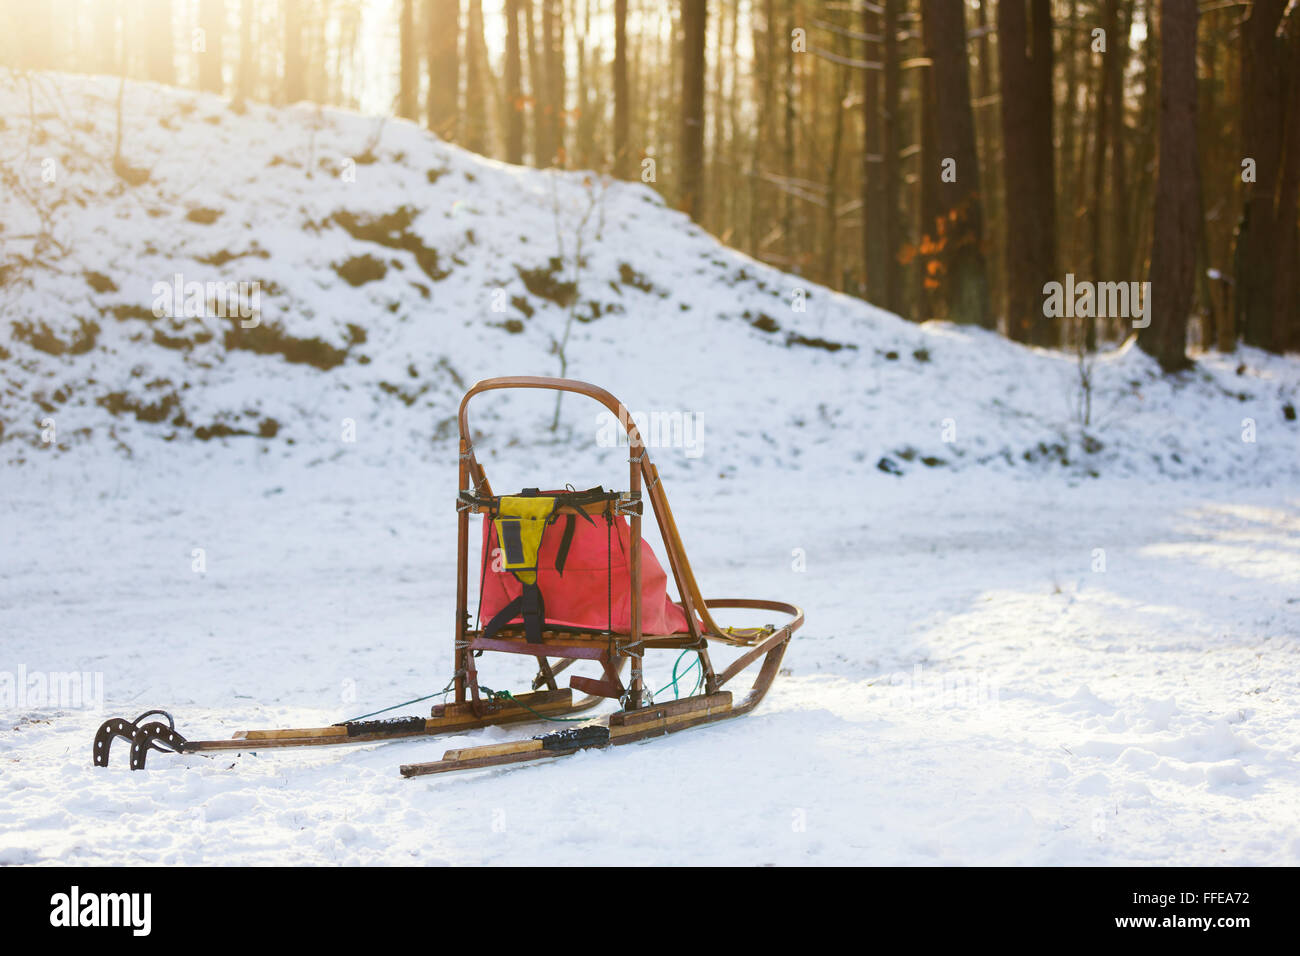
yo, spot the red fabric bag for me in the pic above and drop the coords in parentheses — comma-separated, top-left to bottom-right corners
(478, 512, 691, 635)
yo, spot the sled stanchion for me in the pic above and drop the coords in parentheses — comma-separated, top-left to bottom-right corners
(627, 437, 644, 710)
(95, 378, 803, 777)
(455, 435, 471, 706)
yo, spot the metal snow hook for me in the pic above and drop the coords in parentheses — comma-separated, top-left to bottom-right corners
(92, 709, 187, 770)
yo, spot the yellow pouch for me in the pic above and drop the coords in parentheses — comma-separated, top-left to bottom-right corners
(493, 496, 556, 585)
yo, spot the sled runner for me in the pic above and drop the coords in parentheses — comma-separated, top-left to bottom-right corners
(93, 377, 803, 776)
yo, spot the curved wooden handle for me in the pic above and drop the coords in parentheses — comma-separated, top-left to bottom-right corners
(458, 376, 639, 442)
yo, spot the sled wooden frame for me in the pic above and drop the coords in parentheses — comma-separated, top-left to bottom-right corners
(91, 377, 802, 776)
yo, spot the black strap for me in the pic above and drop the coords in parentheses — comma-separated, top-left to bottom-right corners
(554, 515, 576, 576)
(549, 500, 594, 577)
(482, 596, 520, 642)
(460, 485, 623, 513)
(482, 584, 545, 644)
(519, 583, 544, 643)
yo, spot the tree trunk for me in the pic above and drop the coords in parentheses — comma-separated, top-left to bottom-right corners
(679, 0, 707, 220)
(464, 0, 488, 153)
(523, 0, 540, 162)
(283, 0, 304, 104)
(1234, 0, 1288, 352)
(551, 0, 566, 164)
(425, 0, 460, 141)
(533, 0, 567, 166)
(1088, 1, 1116, 349)
(823, 24, 849, 287)
(305, 4, 328, 103)
(881, 0, 902, 312)
(1274, 6, 1300, 352)
(144, 0, 175, 84)
(235, 0, 255, 106)
(974, 0, 1000, 321)
(613, 0, 630, 178)
(198, 0, 224, 93)
(504, 0, 524, 162)
(572, 0, 591, 169)
(863, 0, 886, 305)
(748, 0, 774, 254)
(708, 0, 728, 231)
(538, 0, 557, 165)
(997, 0, 1057, 345)
(918, 13, 940, 318)
(1140, 0, 1197, 372)
(781, 2, 797, 267)
(1107, 0, 1133, 341)
(1060, 0, 1078, 275)
(1131, 0, 1159, 285)
(399, 0, 418, 119)
(921, 0, 992, 328)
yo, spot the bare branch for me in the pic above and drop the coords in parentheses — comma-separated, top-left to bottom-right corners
(808, 45, 882, 70)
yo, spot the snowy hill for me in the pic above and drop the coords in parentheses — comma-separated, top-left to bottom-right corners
(3, 74, 1300, 867)
(3, 72, 1299, 483)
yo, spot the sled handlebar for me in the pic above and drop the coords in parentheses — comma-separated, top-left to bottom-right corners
(457, 376, 648, 449)
(457, 377, 654, 498)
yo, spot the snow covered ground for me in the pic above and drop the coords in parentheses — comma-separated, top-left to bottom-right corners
(3, 456, 1299, 865)
(2, 73, 1299, 865)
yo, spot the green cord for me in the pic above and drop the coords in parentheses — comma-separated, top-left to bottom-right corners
(478, 686, 590, 722)
(347, 652, 706, 727)
(651, 650, 702, 702)
(343, 691, 444, 724)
